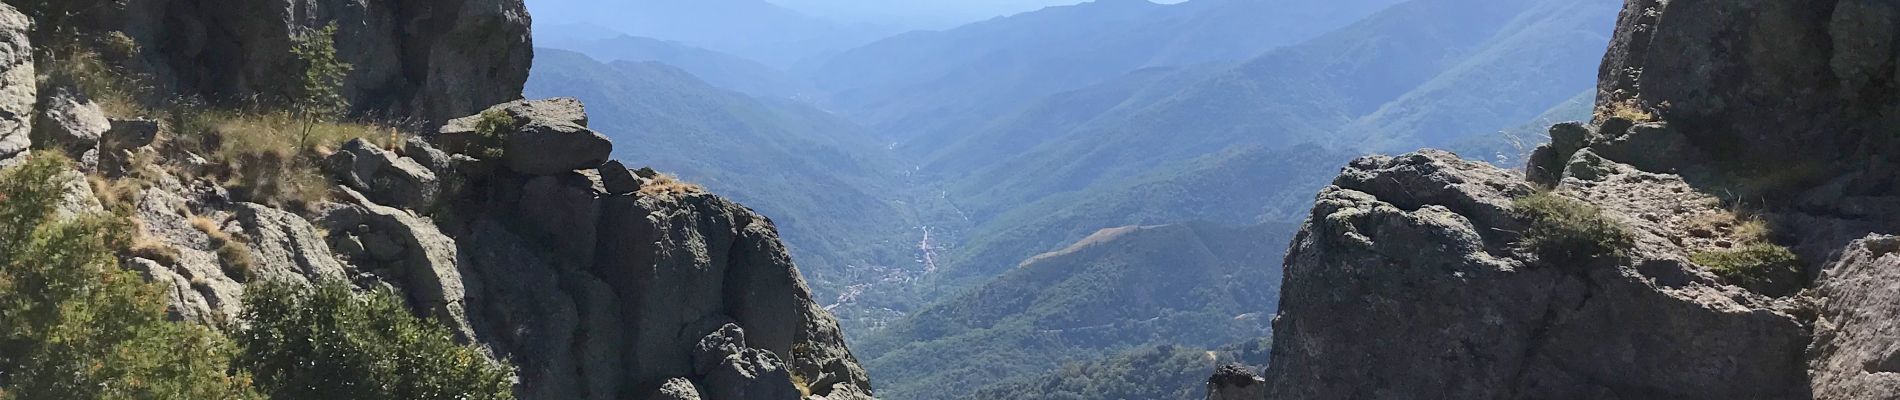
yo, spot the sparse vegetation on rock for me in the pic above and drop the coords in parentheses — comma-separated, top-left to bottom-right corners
(1512, 192, 1634, 267)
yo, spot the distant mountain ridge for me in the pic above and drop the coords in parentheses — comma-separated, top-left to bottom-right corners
(526, 0, 896, 66)
(534, 34, 815, 99)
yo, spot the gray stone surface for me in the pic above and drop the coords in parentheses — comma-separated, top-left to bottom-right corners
(0, 3, 30, 163)
(327, 187, 479, 339)
(34, 86, 111, 155)
(438, 98, 612, 175)
(233, 203, 347, 284)
(1597, 0, 1900, 169)
(1808, 235, 1900, 400)
(325, 138, 440, 210)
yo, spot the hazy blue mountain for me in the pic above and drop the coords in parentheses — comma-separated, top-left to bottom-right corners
(803, 0, 1406, 148)
(938, 0, 1619, 236)
(856, 222, 1290, 400)
(835, 0, 1617, 388)
(525, 0, 896, 66)
(535, 35, 815, 99)
(766, 0, 1091, 30)
(524, 49, 920, 300)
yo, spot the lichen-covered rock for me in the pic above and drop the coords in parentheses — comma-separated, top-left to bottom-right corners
(1265, 150, 1811, 399)
(1808, 235, 1900, 400)
(0, 3, 31, 164)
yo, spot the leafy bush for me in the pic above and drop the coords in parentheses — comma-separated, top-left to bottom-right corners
(469, 109, 514, 159)
(0, 155, 260, 399)
(1513, 192, 1634, 267)
(1692, 244, 1803, 297)
(236, 281, 515, 400)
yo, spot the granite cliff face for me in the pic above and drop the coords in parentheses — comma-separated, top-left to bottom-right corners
(1255, 0, 1900, 398)
(0, 1, 873, 399)
(37, 0, 532, 123)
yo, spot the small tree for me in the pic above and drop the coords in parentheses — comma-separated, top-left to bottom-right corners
(290, 23, 353, 152)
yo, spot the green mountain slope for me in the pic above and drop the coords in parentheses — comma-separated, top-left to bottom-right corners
(524, 49, 917, 300)
(968, 338, 1272, 400)
(856, 222, 1290, 400)
(913, 0, 1618, 285)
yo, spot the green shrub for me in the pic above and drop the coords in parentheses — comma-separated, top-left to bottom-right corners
(0, 155, 261, 399)
(1512, 192, 1635, 267)
(236, 281, 515, 400)
(469, 109, 514, 159)
(1692, 244, 1803, 297)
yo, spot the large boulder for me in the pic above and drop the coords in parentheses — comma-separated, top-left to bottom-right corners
(0, 3, 30, 164)
(1264, 150, 1811, 399)
(439, 98, 611, 175)
(325, 138, 440, 210)
(34, 86, 111, 155)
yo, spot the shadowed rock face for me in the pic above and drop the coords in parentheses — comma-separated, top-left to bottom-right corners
(1597, 0, 1900, 170)
(60, 0, 533, 123)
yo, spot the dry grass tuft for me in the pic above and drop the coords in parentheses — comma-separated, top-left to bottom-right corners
(1596, 99, 1657, 123)
(188, 214, 256, 282)
(640, 173, 706, 196)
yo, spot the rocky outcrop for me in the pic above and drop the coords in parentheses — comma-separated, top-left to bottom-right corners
(1257, 2, 1900, 398)
(1266, 150, 1812, 399)
(1597, 0, 1900, 173)
(1205, 365, 1264, 400)
(55, 0, 532, 123)
(0, 3, 30, 165)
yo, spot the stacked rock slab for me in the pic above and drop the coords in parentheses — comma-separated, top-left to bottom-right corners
(413, 98, 874, 400)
